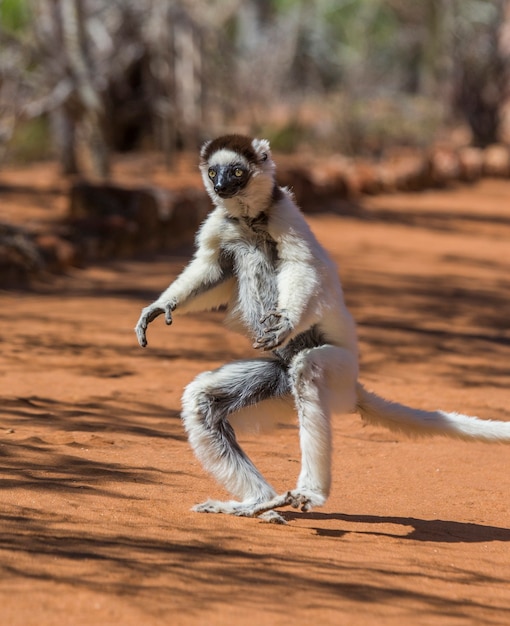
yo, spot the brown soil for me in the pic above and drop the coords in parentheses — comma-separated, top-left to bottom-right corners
(1, 161, 509, 625)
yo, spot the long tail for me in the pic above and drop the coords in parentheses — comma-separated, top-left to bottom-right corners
(356, 382, 510, 442)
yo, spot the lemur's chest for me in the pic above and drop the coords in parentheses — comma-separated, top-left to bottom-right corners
(220, 218, 279, 322)
(220, 217, 279, 279)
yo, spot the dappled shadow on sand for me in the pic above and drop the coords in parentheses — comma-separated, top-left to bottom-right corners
(356, 203, 510, 235)
(343, 267, 510, 391)
(0, 394, 187, 498)
(0, 440, 170, 498)
(1, 504, 509, 621)
(2, 394, 184, 440)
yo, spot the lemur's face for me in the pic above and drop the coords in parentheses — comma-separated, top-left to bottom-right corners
(206, 154, 251, 199)
(199, 135, 275, 216)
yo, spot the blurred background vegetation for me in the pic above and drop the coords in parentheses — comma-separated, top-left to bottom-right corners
(1, 0, 509, 177)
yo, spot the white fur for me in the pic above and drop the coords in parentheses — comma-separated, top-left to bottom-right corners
(356, 383, 510, 442)
(135, 135, 510, 522)
(266, 189, 358, 349)
(207, 148, 249, 168)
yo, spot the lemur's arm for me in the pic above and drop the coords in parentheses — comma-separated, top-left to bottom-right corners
(254, 200, 321, 351)
(135, 210, 233, 347)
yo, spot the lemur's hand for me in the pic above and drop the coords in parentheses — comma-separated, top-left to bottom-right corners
(254, 310, 293, 351)
(135, 301, 174, 347)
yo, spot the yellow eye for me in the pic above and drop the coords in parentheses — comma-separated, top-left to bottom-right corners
(208, 168, 216, 179)
(234, 167, 243, 178)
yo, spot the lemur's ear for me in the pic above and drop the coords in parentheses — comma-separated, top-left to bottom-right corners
(251, 138, 271, 163)
(200, 139, 212, 160)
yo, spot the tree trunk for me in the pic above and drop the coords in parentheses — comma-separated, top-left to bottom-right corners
(498, 0, 510, 142)
(58, 0, 110, 177)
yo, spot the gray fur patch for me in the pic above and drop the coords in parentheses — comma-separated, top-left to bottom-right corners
(191, 358, 290, 465)
(275, 325, 327, 363)
(200, 358, 291, 424)
(220, 218, 279, 339)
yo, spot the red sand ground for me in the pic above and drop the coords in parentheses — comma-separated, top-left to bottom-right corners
(0, 162, 509, 625)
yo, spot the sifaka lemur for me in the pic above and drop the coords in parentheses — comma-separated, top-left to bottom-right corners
(135, 134, 510, 523)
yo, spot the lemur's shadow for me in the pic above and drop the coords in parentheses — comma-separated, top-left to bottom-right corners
(282, 511, 510, 543)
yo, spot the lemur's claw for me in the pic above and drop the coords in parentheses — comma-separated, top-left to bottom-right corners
(254, 310, 293, 351)
(284, 490, 325, 512)
(259, 309, 284, 324)
(253, 334, 278, 350)
(135, 302, 175, 347)
(136, 330, 148, 348)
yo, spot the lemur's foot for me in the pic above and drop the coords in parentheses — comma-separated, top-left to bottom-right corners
(192, 491, 324, 520)
(284, 489, 326, 512)
(257, 510, 287, 524)
(193, 494, 289, 523)
(193, 499, 242, 514)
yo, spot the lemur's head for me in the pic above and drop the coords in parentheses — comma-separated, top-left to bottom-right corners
(199, 134, 276, 218)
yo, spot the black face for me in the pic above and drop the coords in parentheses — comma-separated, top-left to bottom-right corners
(208, 164, 250, 198)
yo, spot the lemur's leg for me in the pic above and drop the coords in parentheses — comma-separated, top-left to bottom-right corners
(181, 358, 291, 517)
(287, 345, 358, 511)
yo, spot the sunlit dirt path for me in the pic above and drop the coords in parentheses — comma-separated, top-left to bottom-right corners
(1, 169, 509, 625)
